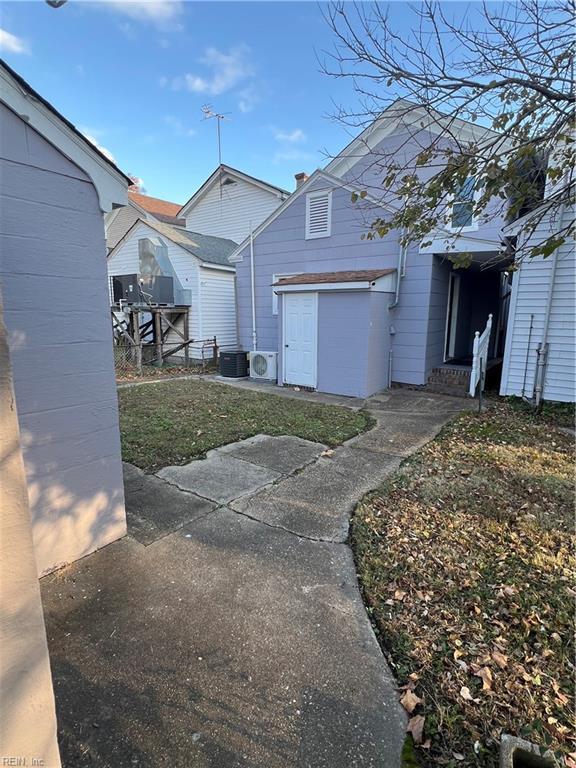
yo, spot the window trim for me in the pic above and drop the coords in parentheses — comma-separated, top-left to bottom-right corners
(305, 189, 332, 239)
(447, 177, 479, 233)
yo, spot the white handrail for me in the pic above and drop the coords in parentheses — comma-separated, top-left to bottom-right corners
(469, 314, 493, 397)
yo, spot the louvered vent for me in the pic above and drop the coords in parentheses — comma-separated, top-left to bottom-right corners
(306, 191, 332, 239)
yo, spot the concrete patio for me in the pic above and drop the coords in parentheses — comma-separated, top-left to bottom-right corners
(40, 389, 467, 768)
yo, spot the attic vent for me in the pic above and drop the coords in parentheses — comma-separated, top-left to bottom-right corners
(222, 177, 237, 186)
(305, 190, 332, 239)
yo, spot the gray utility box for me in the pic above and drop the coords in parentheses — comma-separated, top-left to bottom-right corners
(112, 274, 175, 305)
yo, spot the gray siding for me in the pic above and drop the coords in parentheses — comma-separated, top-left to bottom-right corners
(0, 102, 126, 576)
(235, 127, 508, 391)
(236, 177, 431, 384)
(317, 292, 371, 398)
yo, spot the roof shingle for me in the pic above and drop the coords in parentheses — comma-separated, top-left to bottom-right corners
(273, 269, 396, 286)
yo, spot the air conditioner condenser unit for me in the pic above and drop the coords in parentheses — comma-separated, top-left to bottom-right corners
(249, 351, 278, 381)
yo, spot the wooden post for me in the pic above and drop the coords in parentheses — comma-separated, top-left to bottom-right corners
(154, 311, 163, 368)
(183, 310, 190, 368)
(132, 309, 142, 376)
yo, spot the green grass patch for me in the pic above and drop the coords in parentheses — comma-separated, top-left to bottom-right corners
(119, 378, 371, 471)
(351, 400, 575, 767)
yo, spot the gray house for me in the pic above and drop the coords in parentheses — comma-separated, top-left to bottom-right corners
(230, 102, 509, 398)
(0, 59, 130, 578)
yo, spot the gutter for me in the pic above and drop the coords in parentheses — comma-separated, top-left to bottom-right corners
(533, 203, 565, 406)
(249, 222, 257, 351)
(389, 231, 407, 309)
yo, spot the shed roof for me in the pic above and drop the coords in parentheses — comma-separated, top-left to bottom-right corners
(112, 218, 238, 268)
(274, 269, 396, 286)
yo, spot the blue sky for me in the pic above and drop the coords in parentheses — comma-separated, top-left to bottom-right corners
(0, 0, 378, 202)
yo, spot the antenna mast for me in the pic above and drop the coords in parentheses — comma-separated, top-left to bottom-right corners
(201, 105, 230, 203)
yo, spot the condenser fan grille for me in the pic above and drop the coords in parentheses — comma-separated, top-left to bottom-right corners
(251, 353, 268, 377)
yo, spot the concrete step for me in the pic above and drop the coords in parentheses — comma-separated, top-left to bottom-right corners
(424, 383, 470, 397)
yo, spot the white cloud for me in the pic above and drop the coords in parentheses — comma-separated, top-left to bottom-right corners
(103, 1, 183, 24)
(163, 114, 196, 138)
(274, 128, 306, 144)
(273, 148, 315, 166)
(0, 28, 29, 55)
(83, 132, 116, 164)
(167, 44, 254, 97)
(238, 84, 259, 114)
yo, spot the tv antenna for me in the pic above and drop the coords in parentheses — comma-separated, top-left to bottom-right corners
(201, 105, 231, 203)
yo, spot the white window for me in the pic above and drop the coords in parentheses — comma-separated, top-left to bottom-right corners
(305, 190, 332, 239)
(272, 273, 298, 315)
(449, 177, 477, 231)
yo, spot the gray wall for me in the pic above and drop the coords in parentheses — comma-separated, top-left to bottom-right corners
(0, 294, 61, 767)
(236, 177, 434, 386)
(276, 290, 392, 399)
(0, 102, 127, 576)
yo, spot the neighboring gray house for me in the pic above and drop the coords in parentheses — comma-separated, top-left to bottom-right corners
(230, 102, 509, 398)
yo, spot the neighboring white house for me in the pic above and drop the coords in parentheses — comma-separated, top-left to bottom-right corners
(105, 189, 185, 253)
(179, 164, 289, 243)
(500, 196, 575, 403)
(107, 218, 238, 353)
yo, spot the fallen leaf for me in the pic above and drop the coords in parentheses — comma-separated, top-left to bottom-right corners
(321, 448, 334, 458)
(406, 714, 425, 744)
(492, 651, 508, 669)
(400, 689, 423, 714)
(474, 666, 493, 691)
(460, 686, 477, 703)
(453, 753, 465, 761)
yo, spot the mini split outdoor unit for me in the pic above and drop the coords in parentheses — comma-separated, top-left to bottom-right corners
(249, 351, 277, 381)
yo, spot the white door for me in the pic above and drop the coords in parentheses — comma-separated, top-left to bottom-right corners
(282, 292, 318, 388)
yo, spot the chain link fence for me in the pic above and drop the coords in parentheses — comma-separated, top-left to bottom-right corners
(112, 338, 219, 380)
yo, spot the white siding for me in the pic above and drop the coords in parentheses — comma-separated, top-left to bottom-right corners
(500, 203, 576, 402)
(184, 178, 284, 244)
(107, 222, 237, 357)
(199, 267, 238, 351)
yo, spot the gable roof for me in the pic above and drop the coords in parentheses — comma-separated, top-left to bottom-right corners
(179, 164, 289, 218)
(229, 168, 396, 262)
(108, 218, 237, 268)
(0, 59, 131, 212)
(128, 190, 184, 225)
(324, 98, 507, 179)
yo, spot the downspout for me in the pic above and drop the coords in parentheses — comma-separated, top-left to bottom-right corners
(249, 221, 257, 352)
(388, 232, 408, 387)
(534, 202, 565, 406)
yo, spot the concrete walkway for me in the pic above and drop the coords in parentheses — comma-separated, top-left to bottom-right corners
(40, 389, 467, 768)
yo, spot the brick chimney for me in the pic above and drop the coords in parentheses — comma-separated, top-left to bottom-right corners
(294, 172, 309, 189)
